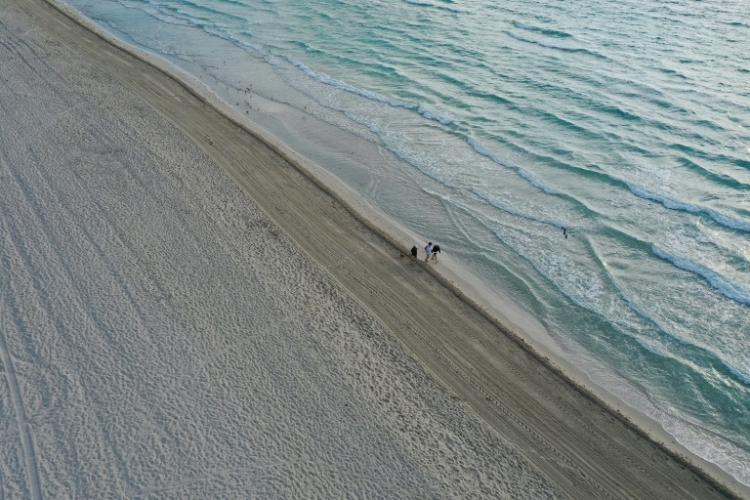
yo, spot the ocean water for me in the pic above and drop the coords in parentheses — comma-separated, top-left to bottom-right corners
(62, 0, 750, 485)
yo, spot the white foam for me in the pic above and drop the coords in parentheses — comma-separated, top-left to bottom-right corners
(652, 245, 750, 306)
(417, 105, 453, 125)
(628, 183, 750, 232)
(466, 137, 558, 194)
(290, 60, 415, 110)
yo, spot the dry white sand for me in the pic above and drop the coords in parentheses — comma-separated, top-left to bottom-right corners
(0, 0, 746, 499)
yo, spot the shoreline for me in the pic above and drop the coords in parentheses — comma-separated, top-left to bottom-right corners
(24, 0, 750, 497)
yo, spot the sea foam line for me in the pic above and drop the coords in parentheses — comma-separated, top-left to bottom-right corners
(652, 246, 750, 307)
(289, 60, 416, 110)
(467, 138, 558, 194)
(290, 60, 459, 132)
(627, 183, 750, 232)
(417, 106, 453, 125)
(471, 189, 563, 229)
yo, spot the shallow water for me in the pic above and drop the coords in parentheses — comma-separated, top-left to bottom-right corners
(64, 0, 750, 484)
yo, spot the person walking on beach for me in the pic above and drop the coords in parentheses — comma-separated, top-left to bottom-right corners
(424, 242, 433, 262)
(431, 244, 441, 262)
(411, 245, 418, 258)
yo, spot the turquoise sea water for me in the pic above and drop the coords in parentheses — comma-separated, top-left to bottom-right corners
(64, 0, 750, 484)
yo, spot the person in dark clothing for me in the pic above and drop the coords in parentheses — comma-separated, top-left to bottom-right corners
(410, 245, 418, 258)
(430, 244, 441, 262)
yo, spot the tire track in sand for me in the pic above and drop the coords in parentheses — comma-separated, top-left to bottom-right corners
(0, 284, 43, 500)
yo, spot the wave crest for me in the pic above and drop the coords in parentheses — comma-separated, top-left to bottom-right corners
(652, 246, 750, 306)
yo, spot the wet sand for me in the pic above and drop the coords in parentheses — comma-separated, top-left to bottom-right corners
(0, 0, 747, 498)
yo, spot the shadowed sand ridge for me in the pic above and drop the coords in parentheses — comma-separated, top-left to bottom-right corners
(0, 0, 746, 498)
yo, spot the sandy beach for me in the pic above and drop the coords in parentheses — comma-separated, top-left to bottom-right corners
(0, 0, 746, 498)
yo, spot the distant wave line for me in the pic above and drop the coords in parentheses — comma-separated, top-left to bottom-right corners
(401, 0, 463, 13)
(467, 138, 558, 194)
(512, 21, 573, 38)
(471, 189, 563, 229)
(177, 0, 248, 23)
(652, 246, 750, 307)
(627, 183, 750, 232)
(280, 56, 467, 134)
(506, 31, 601, 57)
(290, 60, 416, 110)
